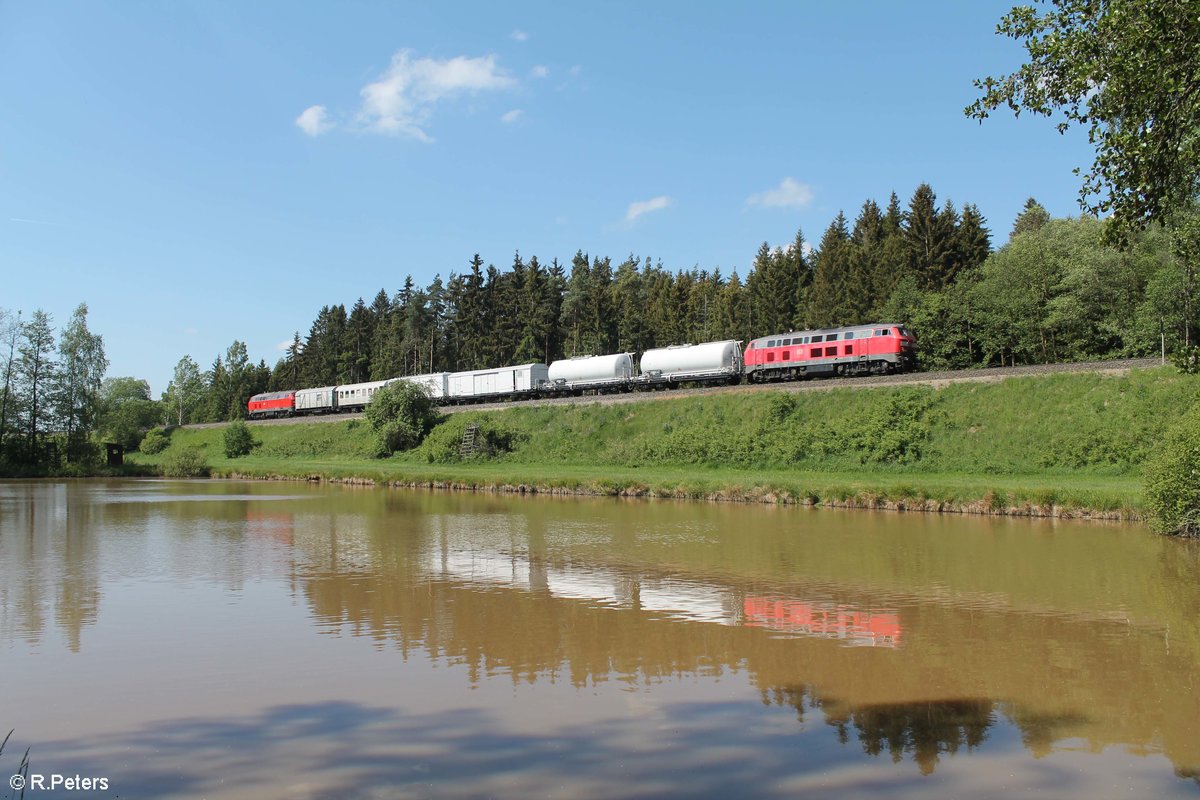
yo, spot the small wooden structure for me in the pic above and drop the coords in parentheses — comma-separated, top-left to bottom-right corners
(459, 423, 480, 458)
(105, 443, 124, 467)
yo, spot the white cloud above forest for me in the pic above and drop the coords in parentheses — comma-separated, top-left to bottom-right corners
(510, 29, 529, 41)
(745, 177, 815, 209)
(531, 65, 549, 79)
(295, 105, 333, 136)
(355, 50, 517, 141)
(500, 109, 524, 123)
(626, 195, 674, 222)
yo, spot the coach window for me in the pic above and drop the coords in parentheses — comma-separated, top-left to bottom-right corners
(845, 331, 855, 339)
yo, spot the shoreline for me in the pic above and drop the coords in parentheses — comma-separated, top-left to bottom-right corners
(218, 468, 1141, 523)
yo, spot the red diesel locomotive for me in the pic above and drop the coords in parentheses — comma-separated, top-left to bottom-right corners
(247, 390, 295, 418)
(744, 323, 916, 382)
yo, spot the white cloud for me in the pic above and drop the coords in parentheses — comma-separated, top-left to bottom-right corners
(569, 65, 582, 77)
(357, 50, 517, 141)
(275, 339, 294, 352)
(295, 105, 333, 136)
(510, 29, 529, 41)
(500, 108, 524, 124)
(626, 195, 673, 222)
(531, 65, 549, 79)
(745, 177, 815, 210)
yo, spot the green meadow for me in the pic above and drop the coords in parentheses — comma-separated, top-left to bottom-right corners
(131, 367, 1199, 518)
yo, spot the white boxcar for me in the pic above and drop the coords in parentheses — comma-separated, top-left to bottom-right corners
(335, 379, 391, 410)
(295, 386, 336, 413)
(397, 372, 449, 400)
(639, 340, 743, 382)
(547, 353, 634, 388)
(447, 363, 549, 400)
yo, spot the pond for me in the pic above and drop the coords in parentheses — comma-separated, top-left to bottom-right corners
(1, 479, 1197, 798)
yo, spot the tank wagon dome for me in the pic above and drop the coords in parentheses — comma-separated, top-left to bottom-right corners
(639, 340, 741, 378)
(548, 353, 633, 384)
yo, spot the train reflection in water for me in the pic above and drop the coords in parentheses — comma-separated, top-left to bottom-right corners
(742, 597, 902, 647)
(422, 543, 902, 646)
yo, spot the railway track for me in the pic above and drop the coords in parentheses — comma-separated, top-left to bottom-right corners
(192, 357, 1164, 429)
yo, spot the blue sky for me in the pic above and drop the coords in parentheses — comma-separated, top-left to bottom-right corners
(0, 1, 1095, 395)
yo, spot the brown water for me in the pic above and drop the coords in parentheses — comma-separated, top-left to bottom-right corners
(1, 479, 1198, 799)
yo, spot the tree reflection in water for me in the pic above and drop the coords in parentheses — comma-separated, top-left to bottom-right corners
(771, 688, 1003, 775)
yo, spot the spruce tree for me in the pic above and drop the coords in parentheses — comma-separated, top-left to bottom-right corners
(1011, 197, 1051, 240)
(806, 212, 853, 328)
(904, 184, 955, 290)
(957, 204, 993, 272)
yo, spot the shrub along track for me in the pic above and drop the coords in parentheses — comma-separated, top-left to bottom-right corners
(200, 357, 1161, 430)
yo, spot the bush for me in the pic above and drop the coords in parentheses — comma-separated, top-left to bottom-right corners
(140, 428, 170, 454)
(364, 381, 441, 456)
(1174, 345, 1200, 374)
(1143, 404, 1200, 536)
(161, 446, 209, 478)
(223, 420, 256, 458)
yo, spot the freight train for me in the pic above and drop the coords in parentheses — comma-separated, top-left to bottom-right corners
(248, 322, 916, 418)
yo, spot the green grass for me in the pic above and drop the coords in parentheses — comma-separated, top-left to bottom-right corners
(129, 367, 1199, 517)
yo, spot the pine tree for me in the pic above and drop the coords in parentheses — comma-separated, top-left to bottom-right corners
(806, 212, 853, 328)
(562, 251, 592, 356)
(875, 192, 913, 316)
(342, 297, 373, 383)
(1011, 197, 1050, 240)
(957, 204, 992, 272)
(848, 201, 886, 323)
(426, 274, 446, 372)
(932, 199, 963, 288)
(904, 184, 956, 290)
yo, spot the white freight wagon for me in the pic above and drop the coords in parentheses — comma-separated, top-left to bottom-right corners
(547, 353, 634, 389)
(398, 372, 449, 400)
(638, 340, 743, 384)
(295, 386, 337, 413)
(446, 363, 549, 400)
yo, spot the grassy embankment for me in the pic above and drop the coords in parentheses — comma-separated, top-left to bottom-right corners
(130, 367, 1199, 517)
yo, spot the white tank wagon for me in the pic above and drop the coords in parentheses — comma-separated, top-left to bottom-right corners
(446, 363, 550, 402)
(295, 386, 337, 413)
(638, 340, 743, 384)
(397, 372, 449, 400)
(547, 353, 634, 390)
